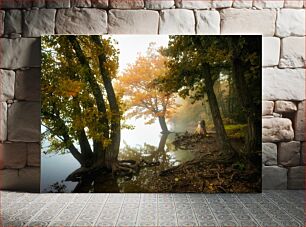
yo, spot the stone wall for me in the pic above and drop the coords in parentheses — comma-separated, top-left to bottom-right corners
(0, 0, 304, 192)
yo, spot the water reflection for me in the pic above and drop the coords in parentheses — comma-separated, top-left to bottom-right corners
(42, 132, 196, 193)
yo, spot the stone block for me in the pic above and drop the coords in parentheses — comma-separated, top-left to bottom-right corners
(110, 0, 144, 8)
(46, 0, 70, 8)
(8, 102, 40, 142)
(276, 9, 305, 37)
(0, 10, 4, 35)
(280, 37, 305, 68)
(56, 8, 107, 34)
(4, 10, 22, 34)
(278, 141, 301, 167)
(145, 0, 175, 9)
(195, 10, 220, 34)
(288, 166, 304, 189)
(159, 9, 195, 34)
(0, 102, 7, 142)
(32, 0, 46, 8)
(262, 101, 274, 115)
(15, 68, 40, 101)
(274, 101, 297, 113)
(71, 0, 91, 7)
(0, 168, 40, 192)
(294, 101, 305, 141)
(232, 0, 253, 8)
(262, 143, 277, 166)
(220, 9, 276, 36)
(253, 0, 284, 8)
(175, 0, 212, 8)
(23, 9, 56, 37)
(0, 38, 41, 69)
(262, 166, 287, 189)
(263, 68, 305, 101)
(27, 143, 40, 167)
(212, 0, 232, 8)
(262, 37, 280, 66)
(0, 0, 32, 9)
(284, 0, 304, 8)
(262, 118, 294, 142)
(0, 143, 27, 169)
(0, 69, 15, 102)
(109, 10, 159, 34)
(91, 0, 108, 8)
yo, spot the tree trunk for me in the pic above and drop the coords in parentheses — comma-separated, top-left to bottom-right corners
(158, 116, 169, 133)
(231, 49, 261, 155)
(203, 65, 235, 156)
(157, 133, 169, 152)
(91, 36, 121, 170)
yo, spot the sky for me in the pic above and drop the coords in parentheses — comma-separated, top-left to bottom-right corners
(105, 35, 169, 74)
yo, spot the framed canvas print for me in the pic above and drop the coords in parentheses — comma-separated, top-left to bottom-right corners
(40, 35, 262, 193)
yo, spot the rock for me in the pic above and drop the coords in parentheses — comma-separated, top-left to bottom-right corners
(262, 166, 287, 189)
(262, 118, 294, 142)
(0, 0, 32, 8)
(27, 143, 40, 167)
(253, 0, 284, 8)
(284, 0, 304, 8)
(71, 0, 91, 7)
(279, 37, 305, 68)
(263, 68, 305, 101)
(175, 0, 212, 8)
(56, 8, 107, 34)
(278, 141, 301, 167)
(262, 37, 280, 66)
(0, 11, 4, 35)
(32, 0, 46, 8)
(46, 0, 70, 8)
(0, 168, 40, 192)
(0, 102, 7, 142)
(15, 68, 40, 101)
(8, 102, 40, 142)
(108, 10, 159, 34)
(195, 10, 220, 34)
(0, 69, 15, 102)
(262, 143, 277, 166)
(274, 101, 297, 113)
(232, 0, 253, 8)
(288, 166, 304, 189)
(109, 0, 144, 8)
(0, 38, 41, 69)
(294, 101, 304, 141)
(276, 9, 305, 37)
(91, 0, 108, 8)
(4, 10, 22, 34)
(220, 9, 276, 36)
(145, 0, 175, 9)
(262, 101, 274, 115)
(23, 9, 56, 37)
(212, 0, 232, 8)
(0, 143, 27, 169)
(301, 142, 305, 165)
(159, 9, 195, 34)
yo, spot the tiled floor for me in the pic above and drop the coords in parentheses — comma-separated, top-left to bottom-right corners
(1, 190, 304, 226)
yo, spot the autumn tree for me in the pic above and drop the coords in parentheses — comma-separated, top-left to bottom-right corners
(42, 35, 143, 178)
(158, 36, 236, 158)
(118, 44, 178, 134)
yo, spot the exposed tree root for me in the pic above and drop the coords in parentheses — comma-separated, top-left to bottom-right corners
(66, 159, 160, 181)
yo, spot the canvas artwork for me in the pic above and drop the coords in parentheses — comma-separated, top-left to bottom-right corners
(41, 35, 262, 193)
